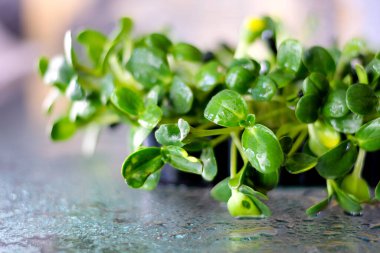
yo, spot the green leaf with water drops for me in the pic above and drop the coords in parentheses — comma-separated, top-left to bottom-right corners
(316, 140, 358, 179)
(328, 113, 363, 134)
(346, 84, 378, 115)
(341, 174, 370, 202)
(306, 197, 331, 216)
(122, 147, 164, 188)
(204, 89, 248, 127)
(170, 76, 194, 114)
(277, 39, 303, 73)
(303, 46, 336, 79)
(355, 117, 380, 151)
(172, 42, 202, 62)
(211, 177, 231, 203)
(110, 87, 144, 117)
(138, 103, 162, 129)
(295, 94, 321, 123)
(50, 117, 77, 141)
(126, 47, 172, 89)
(322, 89, 349, 118)
(250, 75, 277, 101)
(195, 61, 225, 92)
(242, 124, 284, 174)
(161, 146, 203, 174)
(155, 118, 190, 146)
(200, 147, 217, 181)
(226, 65, 255, 94)
(285, 153, 318, 174)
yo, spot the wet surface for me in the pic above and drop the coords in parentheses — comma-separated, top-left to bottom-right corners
(1, 91, 380, 252)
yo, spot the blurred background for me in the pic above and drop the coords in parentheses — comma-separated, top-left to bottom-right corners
(0, 0, 379, 184)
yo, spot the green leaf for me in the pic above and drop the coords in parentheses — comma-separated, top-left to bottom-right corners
(144, 33, 172, 53)
(341, 174, 370, 202)
(226, 65, 255, 93)
(155, 118, 190, 146)
(285, 153, 318, 174)
(328, 113, 363, 134)
(308, 121, 341, 156)
(303, 46, 336, 79)
(250, 75, 277, 101)
(122, 147, 164, 188)
(161, 146, 203, 174)
(43, 56, 74, 91)
(65, 76, 85, 100)
(141, 170, 161, 191)
(200, 147, 217, 181)
(110, 87, 144, 116)
(172, 42, 202, 62)
(342, 38, 366, 58)
(138, 103, 162, 129)
(251, 169, 279, 193)
(204, 90, 248, 127)
(227, 190, 262, 218)
(332, 183, 362, 215)
(316, 140, 358, 179)
(195, 61, 225, 92)
(306, 197, 331, 216)
(230, 58, 260, 74)
(210, 177, 231, 203)
(268, 68, 294, 88)
(126, 47, 172, 89)
(38, 57, 49, 76)
(346, 84, 378, 115)
(375, 181, 380, 200)
(322, 89, 349, 118)
(302, 72, 329, 96)
(355, 117, 380, 151)
(238, 185, 268, 200)
(277, 39, 303, 73)
(242, 124, 284, 174)
(130, 125, 152, 152)
(77, 29, 107, 64)
(111, 17, 133, 42)
(366, 59, 380, 84)
(50, 117, 77, 141)
(295, 95, 321, 123)
(170, 76, 194, 114)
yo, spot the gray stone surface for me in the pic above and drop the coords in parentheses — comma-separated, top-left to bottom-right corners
(0, 91, 380, 253)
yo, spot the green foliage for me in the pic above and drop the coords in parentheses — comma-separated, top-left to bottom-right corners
(39, 16, 380, 219)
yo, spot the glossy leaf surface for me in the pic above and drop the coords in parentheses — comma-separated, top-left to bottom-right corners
(295, 95, 320, 123)
(172, 42, 202, 62)
(204, 90, 248, 127)
(303, 46, 336, 78)
(155, 119, 190, 146)
(285, 153, 318, 174)
(122, 147, 164, 188)
(126, 47, 171, 88)
(110, 87, 144, 116)
(341, 174, 370, 202)
(277, 39, 303, 73)
(210, 177, 231, 203)
(161, 146, 203, 174)
(226, 66, 255, 93)
(242, 124, 284, 174)
(322, 89, 349, 118)
(302, 72, 329, 96)
(250, 75, 277, 101)
(346, 84, 378, 115)
(195, 61, 225, 92)
(306, 197, 331, 216)
(316, 140, 358, 179)
(355, 117, 380, 151)
(328, 113, 363, 134)
(200, 147, 218, 181)
(170, 77, 193, 114)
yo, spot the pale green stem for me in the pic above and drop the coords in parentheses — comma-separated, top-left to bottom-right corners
(210, 134, 230, 147)
(230, 141, 237, 177)
(82, 125, 101, 156)
(353, 148, 366, 178)
(230, 132, 248, 163)
(288, 130, 308, 156)
(191, 126, 242, 138)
